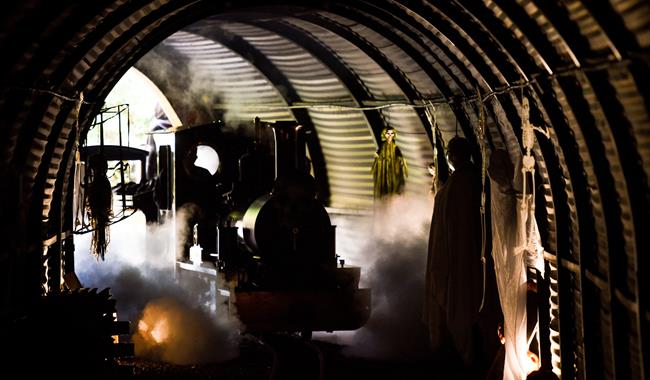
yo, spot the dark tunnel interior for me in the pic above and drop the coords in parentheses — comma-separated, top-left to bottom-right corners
(0, 1, 649, 379)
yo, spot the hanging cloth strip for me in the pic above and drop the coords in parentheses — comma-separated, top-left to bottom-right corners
(477, 89, 488, 313)
(424, 102, 438, 194)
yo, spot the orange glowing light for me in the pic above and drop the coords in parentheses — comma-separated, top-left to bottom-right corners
(138, 319, 149, 333)
(112, 311, 119, 343)
(526, 351, 541, 374)
(150, 317, 170, 343)
(138, 309, 170, 344)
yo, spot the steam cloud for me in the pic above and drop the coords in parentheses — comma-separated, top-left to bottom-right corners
(319, 194, 435, 360)
(141, 32, 286, 131)
(75, 189, 435, 363)
(74, 208, 241, 364)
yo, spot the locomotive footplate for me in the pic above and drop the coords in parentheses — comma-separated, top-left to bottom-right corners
(235, 287, 371, 333)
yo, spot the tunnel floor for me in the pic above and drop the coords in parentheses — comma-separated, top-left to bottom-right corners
(110, 336, 467, 380)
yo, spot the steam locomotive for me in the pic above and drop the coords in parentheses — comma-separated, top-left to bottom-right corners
(172, 119, 371, 336)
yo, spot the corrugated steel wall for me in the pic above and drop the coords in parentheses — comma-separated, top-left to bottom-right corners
(0, 1, 648, 378)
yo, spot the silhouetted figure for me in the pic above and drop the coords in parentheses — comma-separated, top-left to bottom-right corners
(181, 145, 216, 257)
(236, 142, 274, 204)
(526, 369, 559, 380)
(184, 145, 213, 181)
(151, 102, 172, 132)
(424, 136, 484, 376)
(145, 134, 158, 181)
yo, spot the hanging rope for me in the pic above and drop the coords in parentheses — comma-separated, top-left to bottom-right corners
(477, 88, 488, 313)
(73, 92, 85, 228)
(424, 101, 439, 194)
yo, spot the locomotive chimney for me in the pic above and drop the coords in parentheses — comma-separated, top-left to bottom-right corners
(269, 121, 307, 180)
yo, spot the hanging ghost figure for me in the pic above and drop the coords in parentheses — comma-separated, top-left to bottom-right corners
(86, 153, 113, 260)
(371, 126, 408, 199)
(488, 149, 545, 379)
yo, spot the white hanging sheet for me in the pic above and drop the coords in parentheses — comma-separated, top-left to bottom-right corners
(490, 161, 544, 380)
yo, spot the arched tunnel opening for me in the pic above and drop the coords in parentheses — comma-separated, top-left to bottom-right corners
(1, 1, 649, 379)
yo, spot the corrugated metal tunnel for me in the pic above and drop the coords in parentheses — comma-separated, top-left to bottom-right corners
(0, 1, 648, 378)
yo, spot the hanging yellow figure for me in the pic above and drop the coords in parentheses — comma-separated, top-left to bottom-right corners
(371, 126, 408, 199)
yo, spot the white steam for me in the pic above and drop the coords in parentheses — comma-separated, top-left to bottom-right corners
(318, 194, 435, 359)
(74, 210, 241, 364)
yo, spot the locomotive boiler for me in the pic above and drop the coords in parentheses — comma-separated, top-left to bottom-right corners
(174, 119, 371, 336)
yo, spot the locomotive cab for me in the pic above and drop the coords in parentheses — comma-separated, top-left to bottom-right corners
(175, 119, 371, 335)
